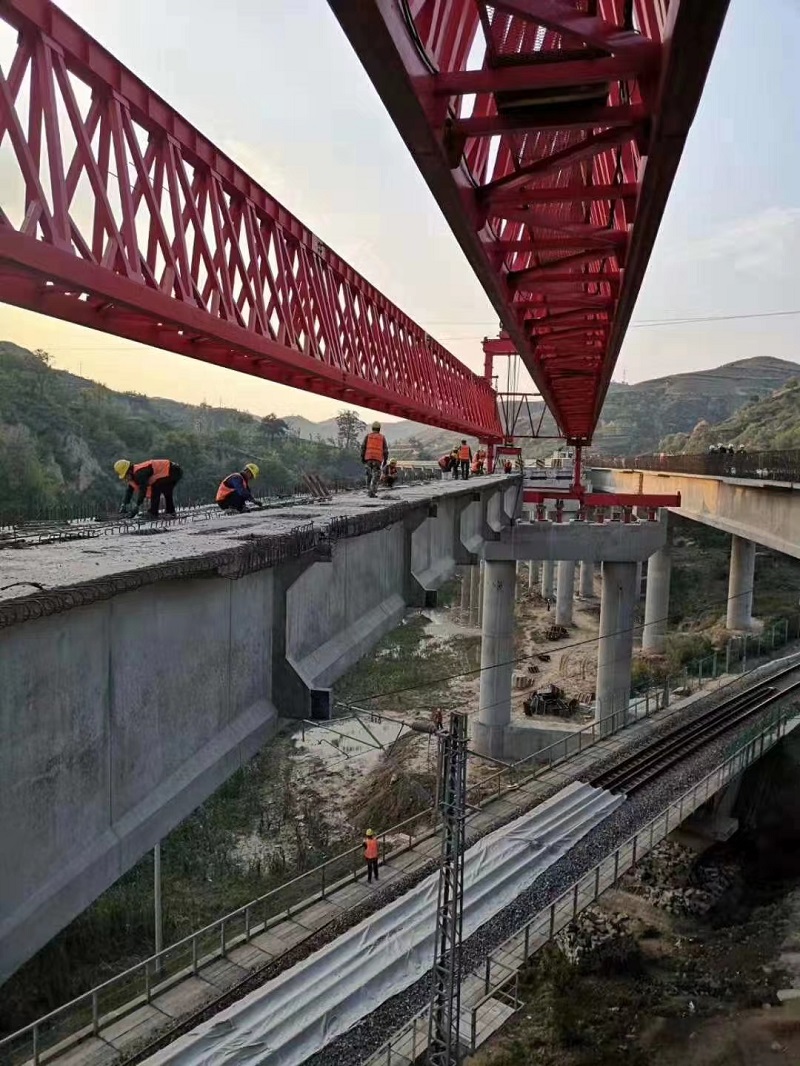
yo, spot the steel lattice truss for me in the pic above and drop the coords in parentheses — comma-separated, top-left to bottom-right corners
(329, 0, 730, 443)
(0, 0, 502, 440)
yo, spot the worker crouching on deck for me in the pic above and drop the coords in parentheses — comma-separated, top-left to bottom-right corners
(115, 459, 182, 518)
(361, 421, 388, 497)
(364, 828, 379, 883)
(216, 463, 264, 513)
(381, 458, 399, 488)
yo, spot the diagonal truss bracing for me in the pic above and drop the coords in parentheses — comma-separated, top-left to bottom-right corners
(0, 0, 502, 440)
(328, 0, 730, 444)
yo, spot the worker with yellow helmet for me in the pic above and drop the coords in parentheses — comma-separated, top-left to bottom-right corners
(114, 458, 183, 518)
(215, 462, 263, 513)
(363, 828, 380, 883)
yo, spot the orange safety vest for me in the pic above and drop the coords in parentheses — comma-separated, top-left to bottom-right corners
(215, 472, 249, 503)
(364, 432, 385, 462)
(364, 836, 379, 860)
(129, 459, 171, 497)
(458, 444, 470, 461)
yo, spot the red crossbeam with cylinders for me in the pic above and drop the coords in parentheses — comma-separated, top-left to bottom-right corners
(0, 0, 502, 441)
(328, 0, 730, 445)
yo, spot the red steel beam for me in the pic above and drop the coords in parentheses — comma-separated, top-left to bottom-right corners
(0, 0, 503, 441)
(327, 0, 729, 444)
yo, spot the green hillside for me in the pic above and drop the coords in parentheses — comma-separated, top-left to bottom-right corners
(0, 342, 361, 516)
(593, 357, 798, 454)
(660, 377, 800, 454)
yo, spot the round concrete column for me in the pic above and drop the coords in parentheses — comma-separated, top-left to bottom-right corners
(726, 535, 755, 630)
(555, 561, 575, 626)
(540, 559, 555, 599)
(469, 565, 481, 628)
(528, 560, 538, 590)
(596, 561, 638, 735)
(578, 560, 594, 599)
(476, 560, 517, 760)
(642, 541, 672, 654)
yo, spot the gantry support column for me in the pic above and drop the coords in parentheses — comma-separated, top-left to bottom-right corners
(643, 534, 672, 654)
(726, 535, 756, 630)
(578, 560, 594, 599)
(596, 562, 638, 735)
(555, 561, 575, 626)
(475, 560, 517, 759)
(540, 559, 555, 599)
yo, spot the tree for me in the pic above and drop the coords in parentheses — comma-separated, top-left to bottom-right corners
(335, 409, 366, 451)
(260, 414, 288, 441)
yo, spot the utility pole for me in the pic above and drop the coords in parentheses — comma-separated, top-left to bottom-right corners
(427, 711, 468, 1066)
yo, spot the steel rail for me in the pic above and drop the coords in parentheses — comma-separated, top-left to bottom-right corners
(591, 663, 800, 794)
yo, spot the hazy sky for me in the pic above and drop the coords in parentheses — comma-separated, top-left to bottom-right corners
(1, 0, 798, 423)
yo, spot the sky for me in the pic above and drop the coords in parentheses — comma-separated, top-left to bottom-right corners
(0, 0, 798, 424)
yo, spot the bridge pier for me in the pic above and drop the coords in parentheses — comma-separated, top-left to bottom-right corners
(555, 560, 575, 626)
(726, 535, 756, 630)
(596, 561, 638, 733)
(643, 530, 672, 654)
(540, 559, 555, 599)
(528, 560, 538, 589)
(578, 559, 595, 599)
(475, 560, 517, 760)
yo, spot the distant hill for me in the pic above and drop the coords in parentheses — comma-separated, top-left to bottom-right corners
(592, 357, 799, 454)
(0, 342, 362, 515)
(660, 377, 800, 454)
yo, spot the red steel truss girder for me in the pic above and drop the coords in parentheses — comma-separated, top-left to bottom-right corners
(0, 0, 503, 441)
(327, 0, 729, 444)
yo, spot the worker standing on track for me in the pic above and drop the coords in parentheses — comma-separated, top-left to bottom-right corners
(216, 463, 264, 513)
(361, 421, 388, 498)
(458, 439, 472, 480)
(115, 459, 182, 519)
(364, 828, 379, 883)
(450, 445, 461, 479)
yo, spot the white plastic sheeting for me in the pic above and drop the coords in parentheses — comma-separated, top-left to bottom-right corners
(145, 781, 622, 1066)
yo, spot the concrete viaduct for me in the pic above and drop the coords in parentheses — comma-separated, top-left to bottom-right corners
(3, 463, 794, 982)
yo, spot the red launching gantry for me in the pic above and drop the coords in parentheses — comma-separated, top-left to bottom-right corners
(328, 0, 729, 446)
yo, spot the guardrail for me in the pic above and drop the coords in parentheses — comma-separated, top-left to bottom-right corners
(368, 702, 799, 1064)
(589, 448, 800, 483)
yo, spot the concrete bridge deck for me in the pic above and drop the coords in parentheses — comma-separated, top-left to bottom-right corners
(592, 466, 800, 559)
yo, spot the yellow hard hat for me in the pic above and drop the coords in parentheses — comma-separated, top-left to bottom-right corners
(365, 828, 374, 837)
(114, 459, 132, 480)
(372, 421, 381, 431)
(244, 462, 260, 479)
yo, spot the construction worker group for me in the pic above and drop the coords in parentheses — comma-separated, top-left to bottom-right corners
(114, 459, 264, 518)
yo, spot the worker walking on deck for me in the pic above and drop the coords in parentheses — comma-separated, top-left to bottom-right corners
(216, 463, 263, 513)
(361, 421, 388, 497)
(115, 459, 182, 518)
(458, 439, 472, 480)
(364, 828, 379, 883)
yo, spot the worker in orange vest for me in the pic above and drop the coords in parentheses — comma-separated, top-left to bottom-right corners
(458, 439, 472, 480)
(471, 449, 486, 476)
(361, 421, 388, 497)
(216, 463, 264, 513)
(115, 459, 183, 518)
(364, 828, 379, 883)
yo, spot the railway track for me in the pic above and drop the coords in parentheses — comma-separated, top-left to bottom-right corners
(590, 662, 800, 795)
